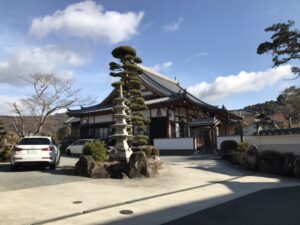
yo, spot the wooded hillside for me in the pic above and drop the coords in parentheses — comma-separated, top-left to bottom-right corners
(243, 86, 300, 127)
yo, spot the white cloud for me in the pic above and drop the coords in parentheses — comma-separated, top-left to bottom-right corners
(164, 17, 183, 31)
(0, 45, 87, 86)
(29, 1, 144, 44)
(152, 61, 173, 72)
(187, 65, 293, 103)
(186, 52, 208, 63)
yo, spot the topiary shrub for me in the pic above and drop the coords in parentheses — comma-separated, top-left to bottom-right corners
(258, 150, 283, 174)
(83, 140, 108, 162)
(220, 140, 238, 160)
(294, 157, 300, 177)
(282, 153, 295, 176)
(221, 140, 238, 151)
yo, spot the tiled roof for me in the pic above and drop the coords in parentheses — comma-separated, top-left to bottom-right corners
(64, 117, 80, 124)
(258, 128, 300, 135)
(68, 97, 178, 116)
(67, 65, 241, 119)
(188, 117, 221, 127)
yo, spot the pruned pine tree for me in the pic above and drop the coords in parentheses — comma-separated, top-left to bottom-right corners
(257, 20, 300, 78)
(109, 46, 149, 146)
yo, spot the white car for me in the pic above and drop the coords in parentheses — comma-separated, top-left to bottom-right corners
(66, 139, 93, 155)
(11, 136, 60, 171)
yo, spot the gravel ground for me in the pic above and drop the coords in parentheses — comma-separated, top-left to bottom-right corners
(0, 156, 89, 192)
(0, 155, 240, 192)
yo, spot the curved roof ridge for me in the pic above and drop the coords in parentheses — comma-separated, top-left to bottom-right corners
(139, 65, 179, 84)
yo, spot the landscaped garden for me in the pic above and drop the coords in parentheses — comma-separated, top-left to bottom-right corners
(220, 139, 300, 177)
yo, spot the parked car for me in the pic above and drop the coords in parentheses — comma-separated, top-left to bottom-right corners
(10, 136, 60, 171)
(66, 139, 93, 155)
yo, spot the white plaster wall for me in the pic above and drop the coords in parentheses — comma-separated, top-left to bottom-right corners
(94, 114, 113, 123)
(161, 108, 167, 117)
(217, 134, 300, 156)
(81, 117, 88, 124)
(142, 91, 153, 96)
(151, 109, 157, 117)
(180, 107, 186, 116)
(154, 138, 195, 150)
(169, 110, 175, 121)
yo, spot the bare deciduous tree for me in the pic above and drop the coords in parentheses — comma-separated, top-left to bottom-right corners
(11, 74, 85, 136)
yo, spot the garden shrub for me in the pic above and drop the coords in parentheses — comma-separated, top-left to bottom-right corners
(138, 145, 160, 158)
(238, 141, 251, 153)
(220, 140, 238, 160)
(258, 150, 283, 174)
(282, 153, 295, 175)
(0, 148, 12, 161)
(294, 157, 300, 177)
(151, 147, 160, 156)
(83, 140, 107, 162)
(220, 140, 238, 151)
(246, 145, 258, 170)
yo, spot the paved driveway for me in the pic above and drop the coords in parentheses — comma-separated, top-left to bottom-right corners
(0, 156, 88, 192)
(0, 155, 232, 192)
(164, 185, 300, 225)
(0, 155, 299, 225)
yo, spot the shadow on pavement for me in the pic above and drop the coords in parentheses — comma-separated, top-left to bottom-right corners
(163, 185, 300, 225)
(88, 180, 300, 225)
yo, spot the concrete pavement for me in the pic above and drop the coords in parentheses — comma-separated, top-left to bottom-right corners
(0, 156, 299, 225)
(164, 185, 300, 225)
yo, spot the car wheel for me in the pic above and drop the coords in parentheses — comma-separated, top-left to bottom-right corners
(56, 155, 61, 166)
(49, 163, 56, 170)
(66, 149, 72, 156)
(10, 164, 18, 171)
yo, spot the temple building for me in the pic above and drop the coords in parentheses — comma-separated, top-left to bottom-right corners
(66, 65, 242, 154)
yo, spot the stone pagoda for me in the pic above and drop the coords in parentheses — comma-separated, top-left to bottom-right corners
(109, 85, 133, 161)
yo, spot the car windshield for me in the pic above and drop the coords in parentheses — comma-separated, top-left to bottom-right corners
(19, 138, 51, 145)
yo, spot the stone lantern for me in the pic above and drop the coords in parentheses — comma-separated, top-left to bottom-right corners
(109, 85, 133, 161)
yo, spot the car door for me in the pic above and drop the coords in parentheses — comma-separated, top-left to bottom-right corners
(78, 140, 85, 154)
(70, 140, 80, 154)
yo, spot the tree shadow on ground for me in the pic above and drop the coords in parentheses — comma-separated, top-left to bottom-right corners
(89, 179, 300, 225)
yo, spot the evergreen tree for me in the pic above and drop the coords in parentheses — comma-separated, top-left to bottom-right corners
(109, 46, 148, 146)
(257, 20, 300, 78)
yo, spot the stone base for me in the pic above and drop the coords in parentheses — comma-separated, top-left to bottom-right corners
(109, 149, 132, 162)
(75, 152, 162, 179)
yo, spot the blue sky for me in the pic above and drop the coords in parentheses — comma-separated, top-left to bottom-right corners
(0, 0, 300, 115)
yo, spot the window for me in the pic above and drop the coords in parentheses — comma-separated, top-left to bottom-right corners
(19, 138, 51, 145)
(94, 127, 110, 139)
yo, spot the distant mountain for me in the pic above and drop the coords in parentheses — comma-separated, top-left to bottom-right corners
(241, 86, 300, 127)
(0, 113, 68, 136)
